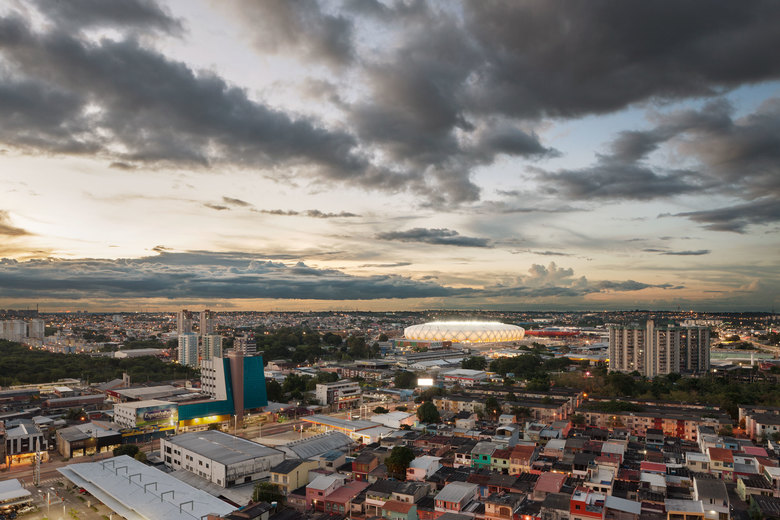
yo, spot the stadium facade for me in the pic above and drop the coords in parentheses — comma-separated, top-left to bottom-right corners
(404, 321, 525, 343)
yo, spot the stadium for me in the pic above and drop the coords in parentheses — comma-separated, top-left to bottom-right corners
(404, 321, 525, 343)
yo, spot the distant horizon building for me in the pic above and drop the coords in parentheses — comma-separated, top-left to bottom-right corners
(609, 320, 710, 377)
(177, 309, 193, 335)
(178, 332, 199, 367)
(202, 334, 223, 360)
(234, 333, 257, 356)
(28, 318, 45, 339)
(0, 320, 27, 342)
(200, 309, 215, 335)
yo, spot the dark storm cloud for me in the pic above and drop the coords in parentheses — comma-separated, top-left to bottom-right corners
(670, 198, 780, 233)
(0, 12, 405, 192)
(223, 0, 354, 67)
(0, 254, 673, 302)
(32, 0, 182, 34)
(254, 209, 360, 218)
(534, 98, 780, 226)
(642, 248, 711, 256)
(461, 1, 780, 119)
(376, 228, 492, 248)
(535, 162, 700, 201)
(0, 211, 29, 236)
(0, 254, 466, 300)
(4, 1, 780, 207)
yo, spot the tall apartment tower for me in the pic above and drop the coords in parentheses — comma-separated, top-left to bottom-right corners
(28, 318, 45, 339)
(178, 332, 199, 367)
(202, 334, 223, 360)
(200, 310, 215, 336)
(609, 320, 710, 377)
(233, 333, 257, 357)
(177, 309, 193, 335)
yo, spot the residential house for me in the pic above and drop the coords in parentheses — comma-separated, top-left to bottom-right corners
(707, 448, 734, 480)
(484, 493, 524, 520)
(353, 451, 379, 481)
(570, 487, 605, 520)
(692, 478, 728, 520)
(382, 500, 418, 520)
(664, 499, 704, 520)
(510, 445, 538, 475)
(269, 460, 319, 496)
(533, 472, 566, 501)
(491, 449, 512, 475)
(407, 456, 442, 481)
(306, 474, 345, 511)
(434, 482, 479, 516)
(472, 442, 499, 470)
(323, 480, 369, 516)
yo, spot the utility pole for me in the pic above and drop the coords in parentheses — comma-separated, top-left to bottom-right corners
(33, 452, 40, 487)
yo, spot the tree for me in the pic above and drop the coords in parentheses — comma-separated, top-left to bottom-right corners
(134, 451, 148, 463)
(378, 333, 389, 342)
(394, 371, 416, 389)
(570, 413, 586, 426)
(396, 406, 408, 412)
(113, 444, 140, 457)
(253, 481, 285, 504)
(484, 397, 502, 420)
(461, 356, 487, 370)
(385, 446, 415, 480)
(266, 380, 283, 402)
(416, 402, 440, 423)
(373, 406, 389, 414)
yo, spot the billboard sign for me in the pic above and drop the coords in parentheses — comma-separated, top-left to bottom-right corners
(136, 403, 178, 428)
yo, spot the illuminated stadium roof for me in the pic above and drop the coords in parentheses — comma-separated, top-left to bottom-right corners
(404, 321, 525, 343)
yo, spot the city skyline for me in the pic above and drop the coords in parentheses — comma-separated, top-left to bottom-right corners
(1, 1, 779, 312)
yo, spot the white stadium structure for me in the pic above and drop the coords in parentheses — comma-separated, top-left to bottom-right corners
(404, 321, 525, 343)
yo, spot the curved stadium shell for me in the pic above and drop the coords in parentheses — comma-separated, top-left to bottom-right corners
(404, 321, 525, 343)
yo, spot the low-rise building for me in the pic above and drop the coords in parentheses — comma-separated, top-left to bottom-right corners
(56, 422, 122, 458)
(434, 482, 479, 516)
(407, 456, 442, 481)
(160, 430, 284, 487)
(269, 459, 319, 496)
(315, 381, 362, 410)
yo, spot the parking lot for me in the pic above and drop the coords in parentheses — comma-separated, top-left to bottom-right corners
(14, 479, 117, 520)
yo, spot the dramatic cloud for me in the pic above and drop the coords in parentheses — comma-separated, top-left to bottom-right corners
(0, 252, 465, 300)
(223, 0, 354, 67)
(642, 248, 711, 256)
(222, 196, 251, 207)
(534, 98, 780, 229)
(671, 198, 780, 233)
(255, 209, 360, 218)
(482, 262, 678, 298)
(376, 228, 492, 248)
(0, 210, 29, 236)
(0, 254, 674, 303)
(31, 0, 182, 34)
(0, 10, 408, 194)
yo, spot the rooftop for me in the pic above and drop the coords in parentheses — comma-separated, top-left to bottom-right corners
(58, 455, 234, 520)
(164, 431, 283, 465)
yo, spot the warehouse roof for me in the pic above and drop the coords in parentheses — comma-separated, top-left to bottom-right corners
(164, 431, 282, 465)
(58, 455, 234, 520)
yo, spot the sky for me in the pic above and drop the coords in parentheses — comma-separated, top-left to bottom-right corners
(0, 0, 779, 312)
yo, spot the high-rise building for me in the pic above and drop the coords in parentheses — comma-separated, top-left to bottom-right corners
(233, 334, 257, 357)
(178, 333, 199, 367)
(200, 309, 216, 336)
(609, 320, 710, 377)
(28, 318, 45, 339)
(202, 334, 223, 360)
(0, 320, 27, 341)
(177, 310, 194, 335)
